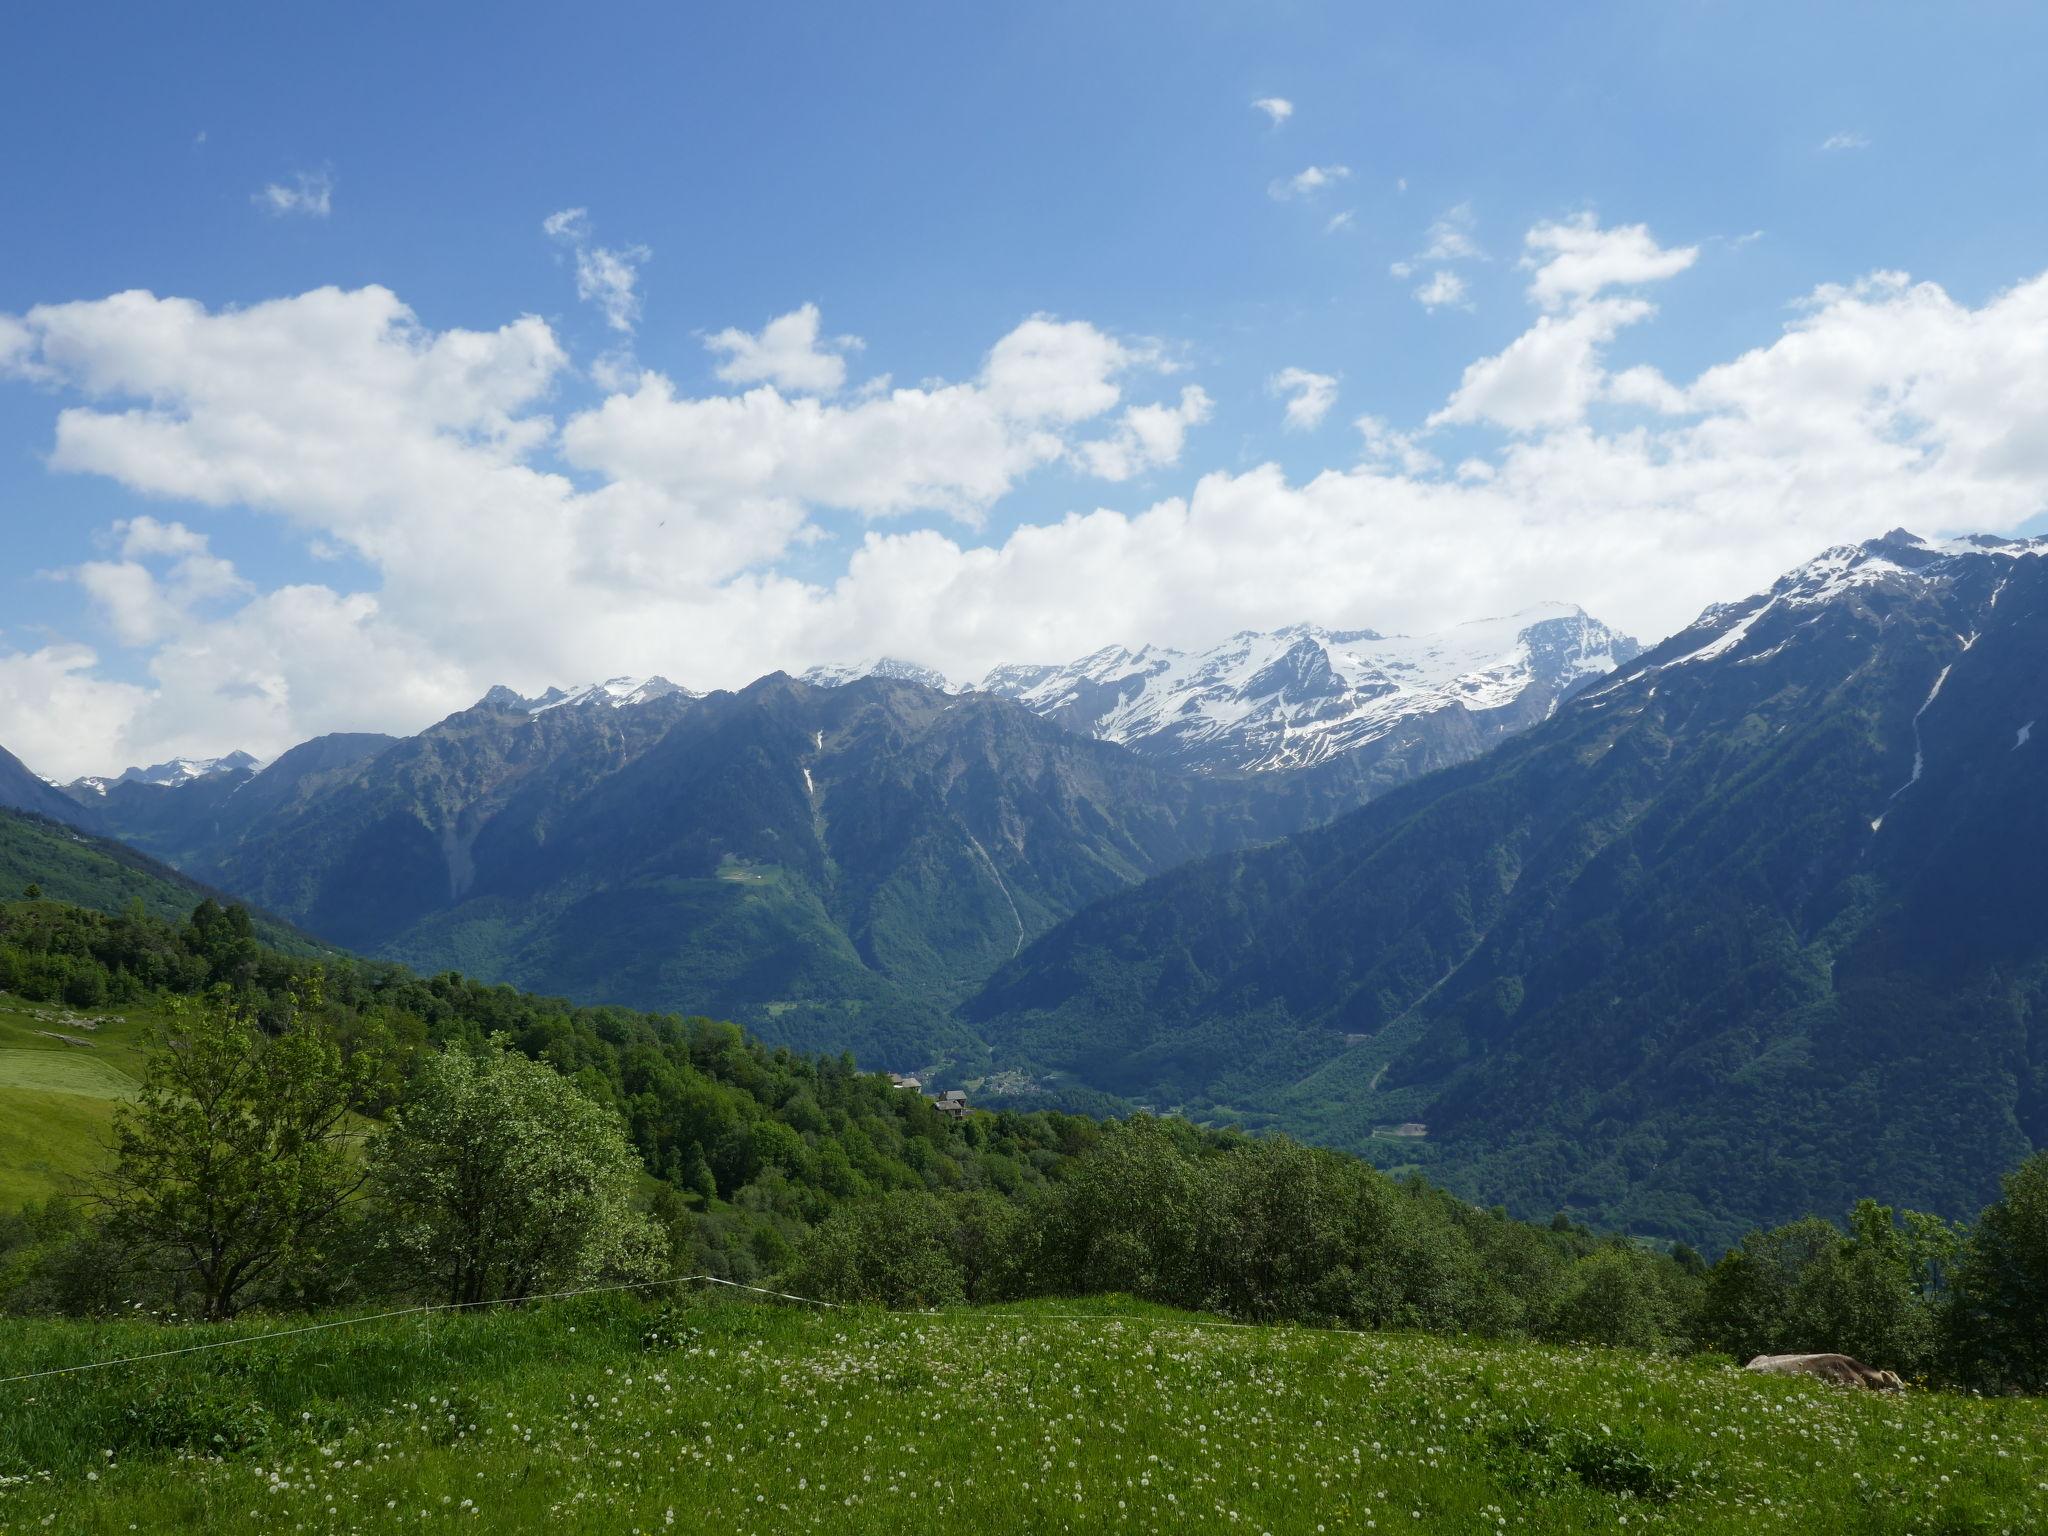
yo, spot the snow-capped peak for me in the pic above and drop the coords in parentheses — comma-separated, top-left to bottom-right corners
(799, 658, 959, 692)
(72, 750, 265, 793)
(980, 605, 1638, 774)
(482, 676, 694, 714)
(1644, 529, 2048, 674)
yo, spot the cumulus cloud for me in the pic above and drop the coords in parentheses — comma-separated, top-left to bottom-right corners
(544, 208, 651, 334)
(705, 303, 859, 394)
(1269, 165, 1350, 200)
(9, 245, 2048, 778)
(1431, 298, 1651, 431)
(1522, 213, 1697, 310)
(72, 518, 247, 646)
(1077, 386, 1212, 480)
(0, 646, 149, 781)
(1251, 97, 1293, 125)
(1820, 131, 1871, 151)
(255, 170, 332, 218)
(1269, 368, 1338, 431)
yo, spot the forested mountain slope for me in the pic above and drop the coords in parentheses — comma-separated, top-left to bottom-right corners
(966, 531, 2048, 1245)
(0, 808, 323, 954)
(73, 676, 1366, 1067)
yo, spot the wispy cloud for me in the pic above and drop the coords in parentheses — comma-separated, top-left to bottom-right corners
(1325, 210, 1355, 234)
(1269, 164, 1351, 201)
(543, 208, 652, 335)
(1251, 96, 1294, 126)
(1390, 203, 1483, 277)
(254, 169, 332, 219)
(1820, 131, 1871, 151)
(1268, 367, 1338, 431)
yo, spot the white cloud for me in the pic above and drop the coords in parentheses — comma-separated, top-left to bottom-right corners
(72, 518, 247, 647)
(1325, 211, 1355, 234)
(1820, 131, 1871, 151)
(705, 303, 858, 394)
(0, 645, 148, 781)
(1268, 165, 1351, 201)
(1522, 213, 1697, 310)
(543, 207, 651, 334)
(1432, 296, 1653, 431)
(10, 250, 2048, 778)
(1251, 97, 1293, 125)
(255, 170, 332, 219)
(1269, 368, 1338, 431)
(1413, 271, 1470, 311)
(1354, 415, 1439, 475)
(1078, 387, 1212, 480)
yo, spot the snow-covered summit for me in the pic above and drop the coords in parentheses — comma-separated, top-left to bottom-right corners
(980, 605, 1638, 774)
(69, 750, 263, 796)
(1645, 529, 2048, 674)
(799, 658, 959, 692)
(480, 676, 694, 714)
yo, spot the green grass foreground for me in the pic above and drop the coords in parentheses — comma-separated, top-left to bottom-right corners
(3, 1296, 2045, 1534)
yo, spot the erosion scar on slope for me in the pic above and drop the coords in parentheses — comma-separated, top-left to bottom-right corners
(963, 831, 1027, 957)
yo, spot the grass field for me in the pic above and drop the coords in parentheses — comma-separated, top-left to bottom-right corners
(1, 1293, 2042, 1534)
(0, 993, 149, 1208)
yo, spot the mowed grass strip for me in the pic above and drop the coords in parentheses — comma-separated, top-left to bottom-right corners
(0, 1050, 137, 1100)
(1, 1295, 2043, 1534)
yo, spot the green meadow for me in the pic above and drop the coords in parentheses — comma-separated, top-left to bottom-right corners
(2, 1294, 2044, 1535)
(0, 993, 149, 1209)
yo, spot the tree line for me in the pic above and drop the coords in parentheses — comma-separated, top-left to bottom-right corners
(1, 894, 2042, 1394)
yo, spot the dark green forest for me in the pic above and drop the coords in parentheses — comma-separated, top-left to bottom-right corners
(3, 894, 2043, 1394)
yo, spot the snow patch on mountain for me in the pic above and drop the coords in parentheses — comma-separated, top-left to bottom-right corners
(980, 604, 1638, 774)
(1649, 529, 2048, 678)
(799, 658, 958, 692)
(70, 750, 264, 795)
(487, 676, 693, 714)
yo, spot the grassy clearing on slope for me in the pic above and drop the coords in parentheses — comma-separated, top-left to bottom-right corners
(0, 995, 152, 1208)
(1, 1294, 2042, 1534)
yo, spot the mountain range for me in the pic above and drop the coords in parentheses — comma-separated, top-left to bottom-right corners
(7, 542, 2039, 1245)
(11, 605, 1623, 1070)
(965, 530, 2048, 1244)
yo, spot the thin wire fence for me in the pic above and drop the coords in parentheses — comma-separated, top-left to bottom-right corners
(0, 1273, 1369, 1389)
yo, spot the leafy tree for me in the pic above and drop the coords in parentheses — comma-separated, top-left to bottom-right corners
(1945, 1152, 2048, 1392)
(99, 980, 383, 1320)
(786, 1190, 967, 1309)
(184, 899, 258, 988)
(21, 882, 39, 900)
(371, 1039, 667, 1305)
(1545, 1246, 1680, 1351)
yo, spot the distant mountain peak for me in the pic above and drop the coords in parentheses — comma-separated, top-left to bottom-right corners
(1620, 529, 2048, 682)
(478, 676, 695, 714)
(799, 657, 958, 692)
(70, 750, 264, 794)
(980, 606, 1637, 775)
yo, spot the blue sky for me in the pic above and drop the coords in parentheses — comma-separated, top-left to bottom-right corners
(4, 2, 2048, 775)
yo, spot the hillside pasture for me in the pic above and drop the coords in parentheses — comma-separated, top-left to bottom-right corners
(1, 1294, 2042, 1534)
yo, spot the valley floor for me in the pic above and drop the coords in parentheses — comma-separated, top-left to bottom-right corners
(1, 1294, 2043, 1533)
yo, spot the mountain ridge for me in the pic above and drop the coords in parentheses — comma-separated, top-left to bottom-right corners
(964, 530, 2048, 1244)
